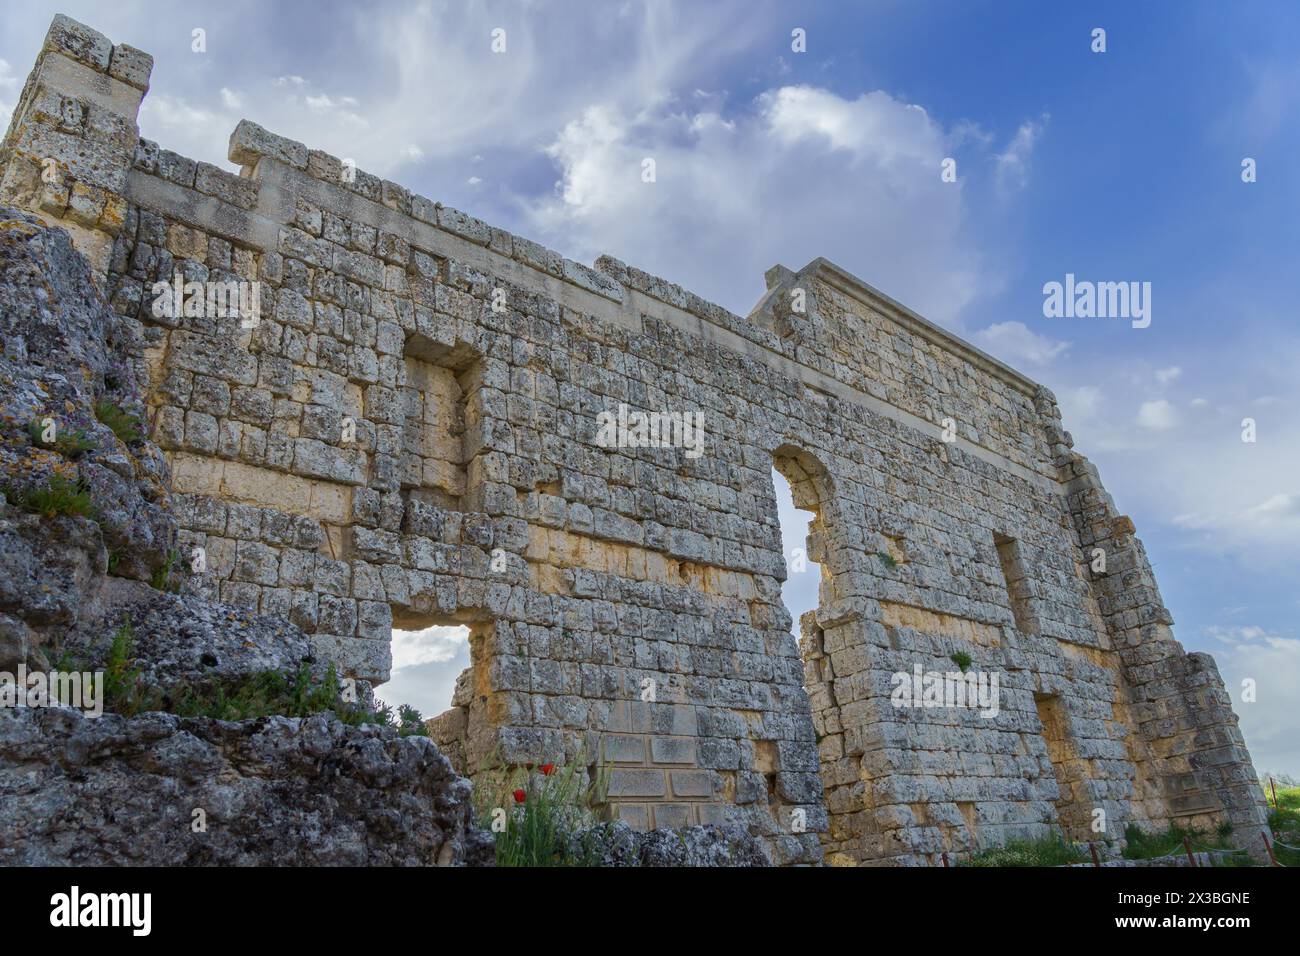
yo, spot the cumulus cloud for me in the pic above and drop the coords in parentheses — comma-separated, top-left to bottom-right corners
(376, 635, 472, 719)
(374, 624, 472, 717)
(390, 624, 470, 671)
(523, 84, 1005, 321)
(972, 321, 1070, 367)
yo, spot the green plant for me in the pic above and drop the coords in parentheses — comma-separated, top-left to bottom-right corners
(94, 398, 144, 444)
(960, 835, 1088, 867)
(1122, 822, 1239, 860)
(4, 475, 98, 519)
(478, 754, 610, 867)
(150, 549, 185, 592)
(64, 629, 428, 736)
(874, 551, 898, 569)
(950, 651, 972, 672)
(27, 418, 95, 458)
(170, 663, 348, 721)
(96, 620, 159, 716)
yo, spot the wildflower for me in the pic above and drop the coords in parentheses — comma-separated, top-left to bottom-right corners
(512, 789, 526, 804)
(540, 763, 555, 775)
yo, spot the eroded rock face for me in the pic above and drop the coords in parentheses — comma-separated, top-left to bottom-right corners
(0, 707, 494, 866)
(64, 578, 325, 693)
(570, 822, 772, 867)
(0, 203, 177, 676)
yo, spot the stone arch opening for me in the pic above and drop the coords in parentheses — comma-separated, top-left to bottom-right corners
(769, 445, 842, 845)
(771, 444, 836, 630)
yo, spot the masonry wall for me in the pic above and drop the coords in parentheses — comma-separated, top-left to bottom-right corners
(1, 15, 1268, 865)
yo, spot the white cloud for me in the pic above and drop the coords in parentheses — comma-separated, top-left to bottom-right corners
(523, 85, 1013, 321)
(972, 321, 1070, 367)
(0, 58, 19, 134)
(390, 624, 469, 670)
(137, 93, 233, 167)
(995, 115, 1048, 192)
(1155, 366, 1181, 385)
(1206, 625, 1300, 776)
(1136, 398, 1178, 430)
(219, 87, 242, 110)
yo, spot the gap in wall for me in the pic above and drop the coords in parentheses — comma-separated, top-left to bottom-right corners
(374, 622, 472, 719)
(772, 466, 819, 643)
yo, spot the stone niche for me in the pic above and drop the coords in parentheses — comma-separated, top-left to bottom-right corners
(399, 335, 479, 510)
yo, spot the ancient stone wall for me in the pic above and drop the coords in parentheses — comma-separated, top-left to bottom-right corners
(0, 15, 1267, 865)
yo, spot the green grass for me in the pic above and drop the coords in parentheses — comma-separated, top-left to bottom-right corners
(170, 666, 347, 722)
(94, 399, 144, 444)
(960, 835, 1089, 867)
(3, 474, 98, 519)
(1122, 822, 1238, 860)
(1267, 784, 1300, 831)
(950, 651, 972, 672)
(27, 418, 95, 458)
(1267, 785, 1300, 866)
(100, 621, 156, 715)
(874, 551, 898, 570)
(478, 756, 610, 867)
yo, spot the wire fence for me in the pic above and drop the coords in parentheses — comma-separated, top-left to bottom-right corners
(937, 829, 1291, 867)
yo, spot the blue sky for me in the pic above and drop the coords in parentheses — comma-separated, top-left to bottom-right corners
(2, 0, 1295, 775)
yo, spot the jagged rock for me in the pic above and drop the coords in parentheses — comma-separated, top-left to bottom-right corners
(0, 510, 104, 669)
(568, 822, 771, 867)
(0, 707, 494, 866)
(63, 578, 326, 693)
(0, 203, 176, 590)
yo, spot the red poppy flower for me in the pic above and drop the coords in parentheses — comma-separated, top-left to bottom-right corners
(513, 789, 526, 804)
(540, 763, 555, 775)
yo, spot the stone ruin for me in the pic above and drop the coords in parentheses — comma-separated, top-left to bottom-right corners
(0, 15, 1269, 865)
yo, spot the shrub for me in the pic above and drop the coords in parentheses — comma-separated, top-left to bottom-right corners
(950, 651, 973, 672)
(370, 700, 430, 737)
(27, 418, 95, 458)
(170, 664, 346, 721)
(4, 474, 97, 519)
(960, 835, 1088, 867)
(94, 399, 144, 444)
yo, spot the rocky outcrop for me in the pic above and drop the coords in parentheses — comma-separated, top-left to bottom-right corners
(0, 707, 493, 866)
(0, 206, 492, 866)
(571, 822, 772, 867)
(1, 203, 175, 671)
